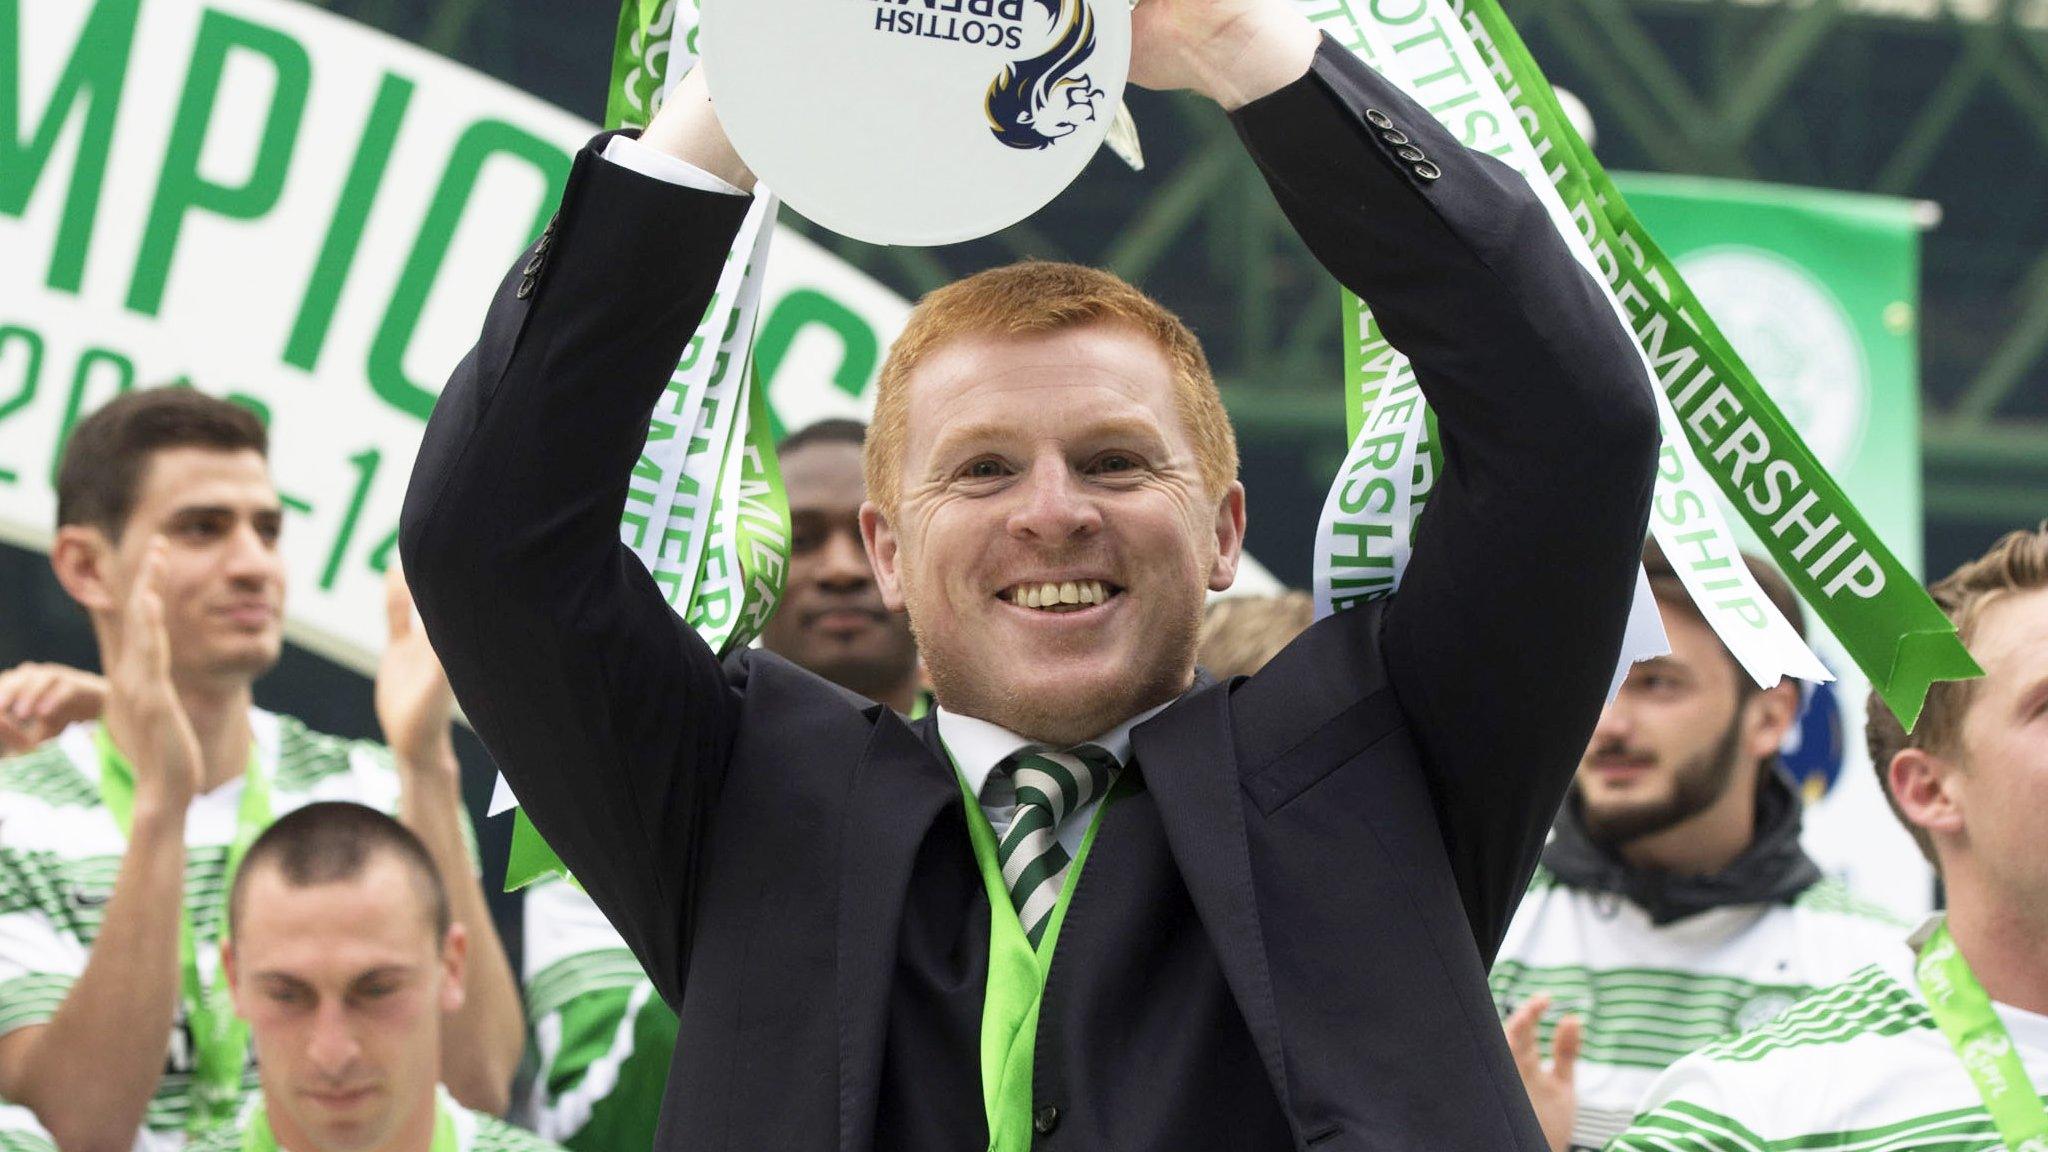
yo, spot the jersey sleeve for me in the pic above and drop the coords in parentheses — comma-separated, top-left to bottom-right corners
(177, 1120, 243, 1152)
(0, 1104, 57, 1152)
(472, 1111, 574, 1151)
(0, 850, 90, 1037)
(1605, 1051, 1768, 1152)
(522, 881, 675, 1150)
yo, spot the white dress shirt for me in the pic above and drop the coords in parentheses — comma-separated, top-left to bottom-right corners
(935, 701, 1168, 855)
(599, 134, 746, 196)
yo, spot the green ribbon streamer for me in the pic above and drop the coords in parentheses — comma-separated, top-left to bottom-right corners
(503, 807, 563, 894)
(1443, 0, 1978, 728)
(604, 0, 674, 132)
(93, 725, 269, 1133)
(723, 365, 793, 656)
(1915, 921, 2048, 1150)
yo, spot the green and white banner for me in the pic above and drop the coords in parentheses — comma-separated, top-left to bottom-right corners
(1294, 0, 1978, 728)
(1617, 172, 1938, 913)
(0, 0, 909, 676)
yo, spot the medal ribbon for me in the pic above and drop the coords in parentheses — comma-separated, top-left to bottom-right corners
(1915, 922, 2048, 1151)
(93, 724, 270, 1133)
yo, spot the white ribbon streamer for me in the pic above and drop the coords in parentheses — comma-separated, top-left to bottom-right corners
(1299, 0, 1830, 689)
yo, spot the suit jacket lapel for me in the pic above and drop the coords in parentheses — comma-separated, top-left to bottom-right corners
(834, 709, 960, 1152)
(1134, 686, 1296, 1121)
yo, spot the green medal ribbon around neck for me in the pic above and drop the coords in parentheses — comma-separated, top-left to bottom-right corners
(92, 725, 271, 1134)
(1915, 922, 2048, 1152)
(241, 1096, 459, 1152)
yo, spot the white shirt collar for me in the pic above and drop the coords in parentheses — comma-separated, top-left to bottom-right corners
(934, 699, 1173, 800)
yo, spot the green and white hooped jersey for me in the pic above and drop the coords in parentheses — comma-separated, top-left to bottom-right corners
(521, 879, 676, 1152)
(1490, 868, 1909, 1151)
(0, 713, 405, 1149)
(0, 1104, 54, 1152)
(179, 1087, 563, 1152)
(1609, 942, 2048, 1152)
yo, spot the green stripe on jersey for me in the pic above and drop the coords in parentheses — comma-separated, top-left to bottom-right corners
(0, 974, 73, 1032)
(0, 745, 97, 808)
(0, 847, 231, 940)
(1609, 959, 2048, 1152)
(143, 1066, 263, 1132)
(0, 1106, 53, 1152)
(1698, 965, 1933, 1062)
(1612, 1098, 2008, 1152)
(471, 1114, 567, 1151)
(272, 715, 381, 792)
(1491, 960, 1817, 1068)
(1794, 877, 1914, 926)
(526, 948, 650, 1022)
(181, 1106, 564, 1151)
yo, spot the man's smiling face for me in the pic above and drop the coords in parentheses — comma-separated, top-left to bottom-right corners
(862, 321, 1245, 745)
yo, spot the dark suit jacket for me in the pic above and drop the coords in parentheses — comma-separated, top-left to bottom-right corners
(402, 37, 1659, 1152)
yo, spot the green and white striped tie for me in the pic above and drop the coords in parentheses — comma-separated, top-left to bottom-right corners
(991, 744, 1120, 947)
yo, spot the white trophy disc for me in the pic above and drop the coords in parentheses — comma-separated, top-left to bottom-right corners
(699, 0, 1131, 246)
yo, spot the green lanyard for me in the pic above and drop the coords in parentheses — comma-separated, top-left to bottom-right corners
(242, 1095, 458, 1152)
(92, 724, 272, 1132)
(1915, 921, 2048, 1151)
(942, 740, 1120, 1151)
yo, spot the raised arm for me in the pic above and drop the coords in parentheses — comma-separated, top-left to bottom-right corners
(0, 546, 197, 1152)
(398, 73, 755, 1001)
(1224, 17, 1659, 955)
(375, 567, 522, 1112)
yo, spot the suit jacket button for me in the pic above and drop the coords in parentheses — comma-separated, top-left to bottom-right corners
(516, 275, 536, 299)
(1380, 128, 1410, 145)
(1365, 108, 1394, 130)
(1033, 1105, 1060, 1134)
(1413, 160, 1443, 181)
(1396, 145, 1427, 163)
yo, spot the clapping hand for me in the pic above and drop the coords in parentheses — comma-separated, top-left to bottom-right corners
(374, 565, 457, 780)
(1504, 993, 1584, 1152)
(0, 663, 108, 756)
(102, 541, 203, 808)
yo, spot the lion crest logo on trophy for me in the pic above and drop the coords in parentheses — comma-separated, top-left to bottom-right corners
(985, 0, 1106, 149)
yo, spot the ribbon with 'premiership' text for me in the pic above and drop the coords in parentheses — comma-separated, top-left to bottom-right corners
(1296, 0, 1978, 725)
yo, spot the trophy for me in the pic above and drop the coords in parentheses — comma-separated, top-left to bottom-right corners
(699, 0, 1134, 245)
